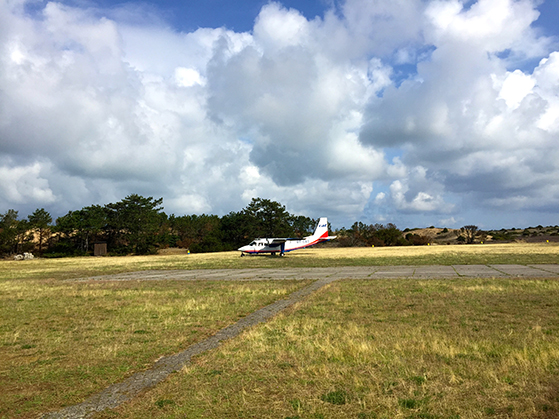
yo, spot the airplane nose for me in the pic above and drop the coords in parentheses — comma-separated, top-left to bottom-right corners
(238, 246, 247, 251)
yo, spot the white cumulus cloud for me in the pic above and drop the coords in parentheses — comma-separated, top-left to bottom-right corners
(0, 0, 557, 229)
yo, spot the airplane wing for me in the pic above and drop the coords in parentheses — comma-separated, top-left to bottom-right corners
(268, 238, 304, 246)
(271, 238, 306, 243)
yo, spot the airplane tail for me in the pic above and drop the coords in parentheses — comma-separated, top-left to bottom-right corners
(310, 217, 336, 241)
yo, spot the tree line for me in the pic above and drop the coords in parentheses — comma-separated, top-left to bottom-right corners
(0, 194, 449, 258)
(0, 196, 319, 257)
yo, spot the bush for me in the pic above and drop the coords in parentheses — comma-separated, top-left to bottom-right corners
(405, 233, 430, 245)
(43, 241, 87, 258)
(490, 231, 513, 241)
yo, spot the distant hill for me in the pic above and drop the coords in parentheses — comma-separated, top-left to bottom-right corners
(406, 226, 559, 245)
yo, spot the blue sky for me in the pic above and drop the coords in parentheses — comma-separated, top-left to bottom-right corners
(1, 0, 559, 229)
(60, 0, 559, 38)
(60, 0, 331, 32)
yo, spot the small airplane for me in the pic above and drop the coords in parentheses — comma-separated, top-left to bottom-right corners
(238, 217, 336, 256)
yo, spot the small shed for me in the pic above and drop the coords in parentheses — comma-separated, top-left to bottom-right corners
(94, 242, 107, 256)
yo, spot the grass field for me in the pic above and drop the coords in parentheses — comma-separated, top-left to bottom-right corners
(1, 244, 558, 418)
(0, 278, 311, 418)
(1, 242, 558, 282)
(99, 278, 559, 419)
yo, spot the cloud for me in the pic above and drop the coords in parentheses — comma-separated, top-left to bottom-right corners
(0, 0, 557, 229)
(389, 166, 454, 213)
(359, 0, 558, 225)
(494, 69, 536, 109)
(0, 160, 55, 205)
(341, 0, 425, 56)
(253, 2, 312, 51)
(206, 2, 383, 188)
(439, 216, 458, 227)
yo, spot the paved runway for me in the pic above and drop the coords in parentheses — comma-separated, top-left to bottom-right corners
(80, 264, 559, 282)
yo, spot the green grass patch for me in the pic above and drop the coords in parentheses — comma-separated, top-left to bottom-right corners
(321, 390, 348, 405)
(103, 277, 559, 418)
(0, 278, 310, 418)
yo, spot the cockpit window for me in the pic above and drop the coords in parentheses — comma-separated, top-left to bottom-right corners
(250, 242, 256, 246)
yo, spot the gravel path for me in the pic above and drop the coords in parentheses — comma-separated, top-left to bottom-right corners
(43, 264, 559, 418)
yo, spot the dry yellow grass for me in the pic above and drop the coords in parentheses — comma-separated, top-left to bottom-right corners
(103, 277, 559, 419)
(0, 278, 311, 418)
(1, 244, 558, 418)
(1, 242, 558, 282)
(315, 242, 558, 258)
